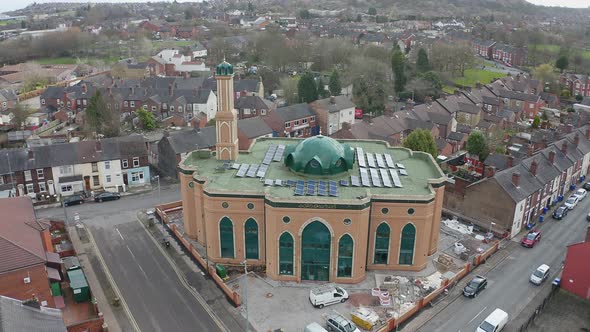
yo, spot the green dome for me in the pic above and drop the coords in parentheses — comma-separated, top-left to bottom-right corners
(216, 60, 234, 76)
(284, 136, 354, 175)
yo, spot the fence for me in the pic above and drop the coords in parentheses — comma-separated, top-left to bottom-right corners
(518, 286, 559, 332)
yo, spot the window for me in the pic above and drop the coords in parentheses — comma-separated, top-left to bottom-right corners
(131, 171, 144, 183)
(77, 99, 81, 105)
(36, 169, 44, 179)
(107, 104, 111, 110)
(92, 162, 98, 172)
(41, 99, 46, 105)
(529, 103, 534, 109)
(104, 161, 110, 170)
(219, 217, 235, 258)
(38, 182, 46, 192)
(122, 159, 128, 168)
(124, 101, 128, 107)
(106, 175, 111, 183)
(26, 183, 34, 194)
(374, 223, 390, 264)
(178, 106, 183, 112)
(133, 157, 140, 167)
(143, 105, 148, 110)
(61, 184, 72, 192)
(337, 235, 353, 278)
(302, 118, 307, 124)
(2, 101, 6, 109)
(285, 122, 290, 128)
(399, 224, 416, 265)
(310, 116, 315, 122)
(279, 232, 294, 275)
(151, 106, 156, 112)
(295, 120, 299, 126)
(92, 175, 99, 186)
(170, 106, 175, 112)
(59, 165, 73, 175)
(24, 170, 32, 182)
(252, 110, 256, 115)
(282, 216, 291, 224)
(130, 101, 135, 108)
(115, 103, 119, 110)
(82, 99, 87, 106)
(244, 218, 259, 260)
(261, 109, 266, 115)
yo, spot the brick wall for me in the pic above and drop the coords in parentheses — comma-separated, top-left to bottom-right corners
(0, 265, 54, 308)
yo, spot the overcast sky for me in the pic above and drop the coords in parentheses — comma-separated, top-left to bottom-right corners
(1, 0, 588, 14)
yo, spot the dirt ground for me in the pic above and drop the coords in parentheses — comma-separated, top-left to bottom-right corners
(523, 289, 590, 332)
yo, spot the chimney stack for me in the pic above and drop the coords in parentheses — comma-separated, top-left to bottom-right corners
(548, 150, 555, 164)
(485, 165, 496, 178)
(574, 134, 580, 146)
(530, 159, 538, 176)
(82, 83, 88, 94)
(130, 87, 134, 95)
(330, 96, 336, 104)
(527, 144, 534, 157)
(168, 84, 173, 96)
(507, 155, 514, 168)
(475, 82, 482, 89)
(561, 141, 568, 155)
(405, 98, 414, 111)
(27, 149, 34, 160)
(95, 141, 102, 152)
(107, 87, 112, 96)
(454, 90, 461, 96)
(512, 172, 520, 187)
(566, 124, 573, 133)
(425, 96, 432, 105)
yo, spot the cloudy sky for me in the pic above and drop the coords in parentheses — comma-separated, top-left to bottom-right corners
(1, 0, 588, 13)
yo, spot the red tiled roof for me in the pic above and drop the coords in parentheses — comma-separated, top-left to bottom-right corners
(0, 197, 46, 274)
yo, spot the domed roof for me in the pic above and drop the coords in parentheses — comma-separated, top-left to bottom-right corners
(216, 60, 234, 76)
(284, 136, 354, 175)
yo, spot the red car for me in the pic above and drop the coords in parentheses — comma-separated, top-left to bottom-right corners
(521, 230, 542, 248)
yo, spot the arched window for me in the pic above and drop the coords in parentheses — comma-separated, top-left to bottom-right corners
(279, 232, 294, 275)
(337, 235, 353, 278)
(374, 223, 390, 264)
(399, 223, 416, 265)
(219, 217, 234, 258)
(244, 218, 259, 260)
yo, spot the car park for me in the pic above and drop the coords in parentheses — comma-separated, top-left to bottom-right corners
(63, 194, 85, 207)
(94, 192, 121, 202)
(574, 188, 587, 200)
(552, 206, 568, 220)
(530, 264, 550, 285)
(463, 275, 488, 298)
(309, 285, 348, 308)
(521, 230, 542, 248)
(326, 313, 360, 332)
(476, 308, 508, 332)
(564, 195, 579, 210)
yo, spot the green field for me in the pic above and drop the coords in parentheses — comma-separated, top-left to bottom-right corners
(530, 44, 590, 60)
(36, 57, 79, 65)
(452, 68, 507, 87)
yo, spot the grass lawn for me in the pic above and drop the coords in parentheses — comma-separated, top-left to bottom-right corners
(452, 68, 506, 87)
(36, 57, 78, 65)
(530, 44, 561, 53)
(442, 85, 456, 94)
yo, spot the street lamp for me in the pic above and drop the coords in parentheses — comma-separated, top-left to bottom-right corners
(242, 260, 250, 332)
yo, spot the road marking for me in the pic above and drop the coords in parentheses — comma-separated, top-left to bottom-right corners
(468, 306, 487, 325)
(126, 245, 136, 259)
(116, 227, 124, 240)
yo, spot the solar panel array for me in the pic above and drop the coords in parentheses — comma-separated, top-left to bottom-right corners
(380, 168, 392, 188)
(366, 153, 376, 168)
(351, 175, 361, 187)
(236, 164, 249, 177)
(306, 180, 316, 195)
(294, 180, 305, 195)
(257, 164, 269, 178)
(399, 169, 408, 176)
(385, 154, 395, 168)
(264, 179, 274, 186)
(360, 168, 371, 187)
(246, 164, 259, 177)
(273, 144, 286, 162)
(375, 154, 386, 168)
(356, 147, 366, 167)
(389, 169, 403, 188)
(263, 145, 277, 165)
(231, 163, 241, 170)
(318, 181, 328, 196)
(369, 168, 382, 187)
(329, 181, 338, 197)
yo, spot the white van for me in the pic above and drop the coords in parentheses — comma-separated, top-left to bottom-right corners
(476, 308, 509, 332)
(309, 285, 349, 308)
(530, 264, 550, 285)
(304, 322, 328, 332)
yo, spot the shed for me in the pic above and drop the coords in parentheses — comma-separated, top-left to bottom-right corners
(63, 256, 81, 271)
(67, 269, 90, 302)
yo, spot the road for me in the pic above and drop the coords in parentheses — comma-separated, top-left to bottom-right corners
(37, 185, 240, 332)
(416, 197, 590, 332)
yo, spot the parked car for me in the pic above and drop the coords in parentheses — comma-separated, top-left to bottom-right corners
(552, 206, 568, 220)
(521, 230, 542, 248)
(564, 195, 579, 210)
(463, 275, 488, 298)
(583, 182, 590, 191)
(587, 212, 590, 221)
(326, 313, 360, 332)
(476, 308, 508, 332)
(63, 194, 85, 207)
(530, 264, 550, 285)
(94, 192, 121, 202)
(304, 323, 329, 332)
(309, 285, 348, 308)
(574, 188, 587, 200)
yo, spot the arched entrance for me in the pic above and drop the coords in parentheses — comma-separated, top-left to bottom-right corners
(301, 221, 331, 281)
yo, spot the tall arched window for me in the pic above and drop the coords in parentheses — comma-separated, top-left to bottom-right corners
(219, 217, 234, 258)
(374, 223, 390, 264)
(244, 218, 259, 260)
(337, 235, 353, 278)
(399, 223, 416, 265)
(279, 232, 294, 275)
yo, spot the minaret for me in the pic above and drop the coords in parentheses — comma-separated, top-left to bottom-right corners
(214, 60, 239, 161)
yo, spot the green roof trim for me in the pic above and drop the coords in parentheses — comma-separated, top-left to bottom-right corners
(284, 135, 354, 175)
(216, 60, 234, 76)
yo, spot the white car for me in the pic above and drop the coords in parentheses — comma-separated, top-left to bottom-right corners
(574, 188, 587, 200)
(564, 195, 579, 210)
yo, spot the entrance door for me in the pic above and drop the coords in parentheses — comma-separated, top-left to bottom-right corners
(301, 221, 331, 281)
(83, 176, 90, 191)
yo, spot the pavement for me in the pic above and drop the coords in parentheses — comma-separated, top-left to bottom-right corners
(403, 195, 590, 332)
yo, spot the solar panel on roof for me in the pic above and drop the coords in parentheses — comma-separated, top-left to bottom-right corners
(356, 147, 366, 167)
(351, 175, 361, 187)
(385, 154, 395, 168)
(246, 164, 259, 177)
(294, 187, 305, 196)
(340, 180, 349, 186)
(329, 181, 338, 196)
(318, 186, 328, 196)
(287, 180, 296, 187)
(366, 153, 376, 168)
(274, 179, 283, 186)
(360, 168, 371, 187)
(236, 164, 249, 177)
(231, 163, 241, 170)
(375, 154, 386, 168)
(297, 180, 305, 187)
(396, 163, 405, 169)
(399, 169, 408, 176)
(380, 168, 392, 188)
(319, 181, 327, 189)
(306, 183, 316, 195)
(370, 168, 382, 187)
(263, 145, 277, 165)
(273, 145, 286, 162)
(389, 169, 403, 188)
(257, 164, 269, 178)
(264, 179, 274, 186)
(329, 181, 338, 188)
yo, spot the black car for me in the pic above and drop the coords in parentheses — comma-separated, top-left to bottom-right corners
(583, 182, 590, 191)
(94, 192, 121, 202)
(552, 206, 568, 220)
(63, 194, 85, 207)
(463, 275, 487, 298)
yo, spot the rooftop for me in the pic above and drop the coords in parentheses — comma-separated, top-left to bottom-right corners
(180, 137, 445, 201)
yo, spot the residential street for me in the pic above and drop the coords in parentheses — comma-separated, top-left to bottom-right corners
(414, 197, 590, 332)
(37, 185, 244, 332)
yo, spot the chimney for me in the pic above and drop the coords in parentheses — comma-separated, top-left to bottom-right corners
(27, 149, 34, 160)
(475, 82, 482, 89)
(82, 83, 88, 94)
(507, 155, 514, 168)
(586, 126, 590, 140)
(530, 159, 538, 176)
(512, 172, 520, 187)
(454, 90, 461, 96)
(130, 87, 134, 95)
(405, 98, 414, 111)
(330, 96, 336, 104)
(442, 95, 448, 100)
(566, 124, 573, 133)
(574, 134, 580, 146)
(527, 144, 534, 157)
(95, 141, 102, 152)
(484, 165, 496, 178)
(561, 141, 568, 155)
(548, 150, 555, 164)
(107, 87, 112, 96)
(425, 96, 432, 105)
(168, 84, 173, 96)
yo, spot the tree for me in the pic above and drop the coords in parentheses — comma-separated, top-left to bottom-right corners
(391, 49, 406, 92)
(572, 54, 583, 72)
(136, 108, 157, 130)
(532, 116, 540, 128)
(402, 129, 438, 158)
(85, 91, 119, 137)
(328, 70, 342, 96)
(575, 94, 583, 102)
(298, 73, 318, 103)
(279, 76, 299, 105)
(466, 131, 489, 161)
(299, 9, 311, 19)
(356, 14, 362, 22)
(348, 55, 390, 116)
(541, 110, 549, 121)
(416, 48, 430, 72)
(555, 55, 569, 73)
(368, 7, 377, 15)
(532, 63, 557, 84)
(317, 77, 330, 98)
(11, 103, 29, 130)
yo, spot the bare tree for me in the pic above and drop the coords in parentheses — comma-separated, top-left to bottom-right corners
(11, 103, 29, 130)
